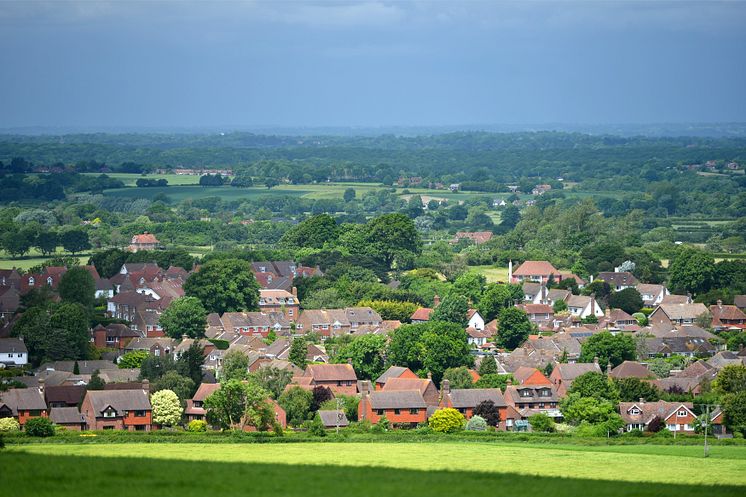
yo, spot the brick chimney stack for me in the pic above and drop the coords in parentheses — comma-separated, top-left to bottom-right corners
(142, 379, 150, 393)
(433, 295, 441, 307)
(441, 379, 450, 395)
(38, 377, 45, 394)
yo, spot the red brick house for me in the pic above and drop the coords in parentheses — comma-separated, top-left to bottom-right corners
(258, 289, 299, 321)
(358, 380, 427, 426)
(375, 366, 419, 390)
(303, 364, 358, 396)
(128, 232, 160, 252)
(92, 324, 141, 350)
(619, 400, 696, 434)
(549, 361, 602, 397)
(382, 376, 439, 406)
(0, 385, 48, 426)
(80, 387, 152, 431)
(709, 300, 746, 330)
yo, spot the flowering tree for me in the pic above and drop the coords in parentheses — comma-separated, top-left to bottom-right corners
(151, 389, 183, 427)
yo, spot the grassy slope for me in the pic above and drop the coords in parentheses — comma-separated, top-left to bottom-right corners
(4, 442, 746, 497)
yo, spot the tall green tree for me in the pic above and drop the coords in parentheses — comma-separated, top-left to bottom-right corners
(496, 307, 532, 350)
(204, 380, 274, 431)
(279, 214, 339, 249)
(363, 213, 422, 269)
(579, 332, 636, 368)
(278, 386, 313, 427)
(248, 367, 293, 400)
(159, 296, 207, 339)
(608, 288, 644, 315)
(184, 259, 260, 314)
(442, 366, 474, 389)
(221, 349, 249, 381)
(668, 247, 716, 295)
(478, 284, 523, 322)
(58, 266, 95, 310)
(60, 228, 91, 255)
(333, 334, 387, 380)
(289, 337, 307, 370)
(175, 343, 205, 387)
(430, 294, 469, 327)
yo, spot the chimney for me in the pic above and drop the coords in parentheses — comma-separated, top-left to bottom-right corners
(427, 371, 432, 380)
(593, 356, 599, 365)
(508, 259, 513, 282)
(441, 379, 450, 395)
(605, 307, 610, 318)
(142, 379, 150, 393)
(506, 378, 512, 386)
(717, 299, 723, 309)
(606, 362, 612, 376)
(639, 397, 645, 404)
(590, 275, 594, 283)
(182, 334, 189, 341)
(38, 377, 45, 394)
(360, 380, 370, 396)
(292, 287, 298, 298)
(590, 293, 596, 317)
(433, 295, 441, 307)
(347, 357, 352, 365)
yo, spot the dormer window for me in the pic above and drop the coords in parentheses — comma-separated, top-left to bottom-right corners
(677, 409, 687, 417)
(630, 407, 641, 415)
(47, 277, 53, 286)
(103, 407, 117, 418)
(28, 277, 35, 286)
(520, 389, 531, 397)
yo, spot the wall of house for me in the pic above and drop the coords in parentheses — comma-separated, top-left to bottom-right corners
(17, 408, 47, 426)
(358, 400, 426, 425)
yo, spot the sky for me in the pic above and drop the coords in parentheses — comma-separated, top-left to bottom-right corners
(1, 0, 745, 129)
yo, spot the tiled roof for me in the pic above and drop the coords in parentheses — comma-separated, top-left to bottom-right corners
(367, 390, 427, 409)
(410, 308, 433, 321)
(0, 387, 46, 414)
(513, 261, 558, 276)
(50, 407, 85, 425)
(305, 363, 357, 382)
(609, 361, 652, 379)
(85, 389, 151, 414)
(447, 388, 506, 408)
(597, 272, 639, 287)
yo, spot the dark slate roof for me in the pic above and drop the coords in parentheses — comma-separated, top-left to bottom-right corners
(50, 407, 86, 425)
(318, 410, 350, 427)
(368, 391, 427, 409)
(45, 385, 86, 405)
(375, 366, 410, 385)
(0, 338, 27, 354)
(0, 387, 46, 414)
(85, 389, 151, 415)
(447, 388, 506, 408)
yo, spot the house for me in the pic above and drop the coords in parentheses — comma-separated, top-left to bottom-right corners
(92, 324, 140, 350)
(0, 268, 22, 290)
(522, 282, 546, 304)
(382, 376, 439, 406)
(503, 382, 559, 412)
(618, 400, 696, 433)
(609, 361, 652, 380)
(709, 300, 746, 330)
(218, 311, 292, 338)
(45, 385, 86, 408)
(375, 366, 419, 390)
(707, 351, 745, 369)
(531, 184, 552, 195)
(512, 367, 552, 386)
(596, 272, 639, 291)
(0, 286, 20, 323)
(648, 303, 709, 327)
(549, 361, 602, 397)
(516, 304, 554, 325)
(303, 363, 358, 395)
(467, 327, 491, 348)
(80, 387, 153, 431)
(735, 295, 746, 312)
(128, 232, 160, 252)
(601, 308, 638, 329)
(467, 309, 486, 330)
(0, 337, 28, 366)
(636, 284, 669, 307)
(565, 295, 604, 319)
(0, 385, 48, 426)
(410, 307, 433, 323)
(258, 289, 299, 321)
(451, 231, 494, 245)
(639, 336, 716, 358)
(358, 380, 428, 426)
(123, 337, 175, 357)
(318, 410, 349, 429)
(49, 407, 86, 430)
(295, 307, 382, 337)
(439, 380, 507, 424)
(185, 383, 220, 422)
(510, 261, 560, 284)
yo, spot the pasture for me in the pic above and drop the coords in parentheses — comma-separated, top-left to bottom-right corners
(3, 442, 745, 497)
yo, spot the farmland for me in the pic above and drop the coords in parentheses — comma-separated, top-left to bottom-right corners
(3, 442, 745, 497)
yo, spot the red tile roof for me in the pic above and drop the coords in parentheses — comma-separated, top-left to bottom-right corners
(410, 308, 433, 321)
(513, 261, 558, 276)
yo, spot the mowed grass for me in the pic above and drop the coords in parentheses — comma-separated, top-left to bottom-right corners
(4, 442, 746, 497)
(0, 248, 89, 270)
(82, 173, 201, 186)
(470, 265, 510, 283)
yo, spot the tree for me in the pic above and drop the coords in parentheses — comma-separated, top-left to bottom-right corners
(151, 389, 183, 427)
(176, 343, 205, 387)
(58, 266, 96, 310)
(204, 380, 275, 431)
(35, 230, 58, 256)
(668, 248, 716, 295)
(278, 386, 313, 426)
(221, 349, 249, 381)
(500, 205, 521, 229)
(474, 373, 515, 390)
(614, 377, 661, 402)
(478, 284, 523, 322)
(430, 294, 469, 326)
(442, 366, 474, 389)
(334, 334, 387, 380)
(478, 357, 498, 376)
(60, 228, 91, 255)
(496, 307, 532, 350)
(140, 354, 178, 381)
(279, 214, 339, 249)
(1, 228, 33, 258)
(87, 370, 106, 390)
(265, 178, 279, 189)
(159, 296, 207, 339)
(567, 372, 620, 402)
(320, 394, 360, 422)
(452, 272, 486, 304)
(249, 366, 293, 399)
(152, 371, 195, 402)
(184, 259, 260, 314)
(343, 188, 356, 202)
(428, 408, 465, 433)
(230, 172, 254, 187)
(647, 415, 663, 433)
(310, 385, 333, 412)
(714, 365, 746, 395)
(528, 412, 555, 432)
(466, 415, 488, 431)
(608, 288, 644, 315)
(357, 299, 419, 322)
(0, 418, 20, 432)
(118, 350, 149, 369)
(560, 394, 617, 425)
(722, 392, 746, 435)
(363, 213, 422, 269)
(289, 337, 307, 370)
(474, 400, 501, 426)
(553, 299, 568, 313)
(579, 332, 636, 368)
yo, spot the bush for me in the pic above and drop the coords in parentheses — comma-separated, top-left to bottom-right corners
(466, 415, 487, 431)
(308, 414, 327, 437)
(371, 415, 390, 433)
(528, 413, 555, 433)
(24, 417, 54, 437)
(654, 428, 674, 438)
(187, 420, 207, 432)
(429, 408, 465, 433)
(0, 418, 20, 432)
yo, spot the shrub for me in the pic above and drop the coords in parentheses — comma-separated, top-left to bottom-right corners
(308, 414, 327, 437)
(371, 415, 390, 433)
(654, 428, 674, 438)
(0, 418, 20, 432)
(466, 415, 487, 431)
(187, 420, 207, 432)
(25, 417, 55, 437)
(429, 408, 465, 433)
(528, 413, 555, 433)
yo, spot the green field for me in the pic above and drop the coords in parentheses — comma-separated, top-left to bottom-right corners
(82, 172, 202, 186)
(470, 265, 510, 283)
(0, 248, 89, 270)
(3, 442, 745, 496)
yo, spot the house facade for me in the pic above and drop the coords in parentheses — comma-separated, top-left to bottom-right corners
(80, 388, 153, 431)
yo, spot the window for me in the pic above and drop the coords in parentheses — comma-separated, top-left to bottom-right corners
(520, 390, 531, 397)
(376, 409, 384, 416)
(103, 426, 114, 430)
(28, 277, 35, 286)
(289, 309, 294, 316)
(103, 408, 116, 418)
(135, 424, 146, 431)
(630, 408, 640, 415)
(677, 410, 687, 417)
(134, 410, 147, 417)
(394, 409, 401, 415)
(409, 409, 419, 415)
(47, 277, 53, 286)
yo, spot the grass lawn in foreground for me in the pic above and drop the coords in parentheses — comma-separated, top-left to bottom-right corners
(4, 442, 745, 497)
